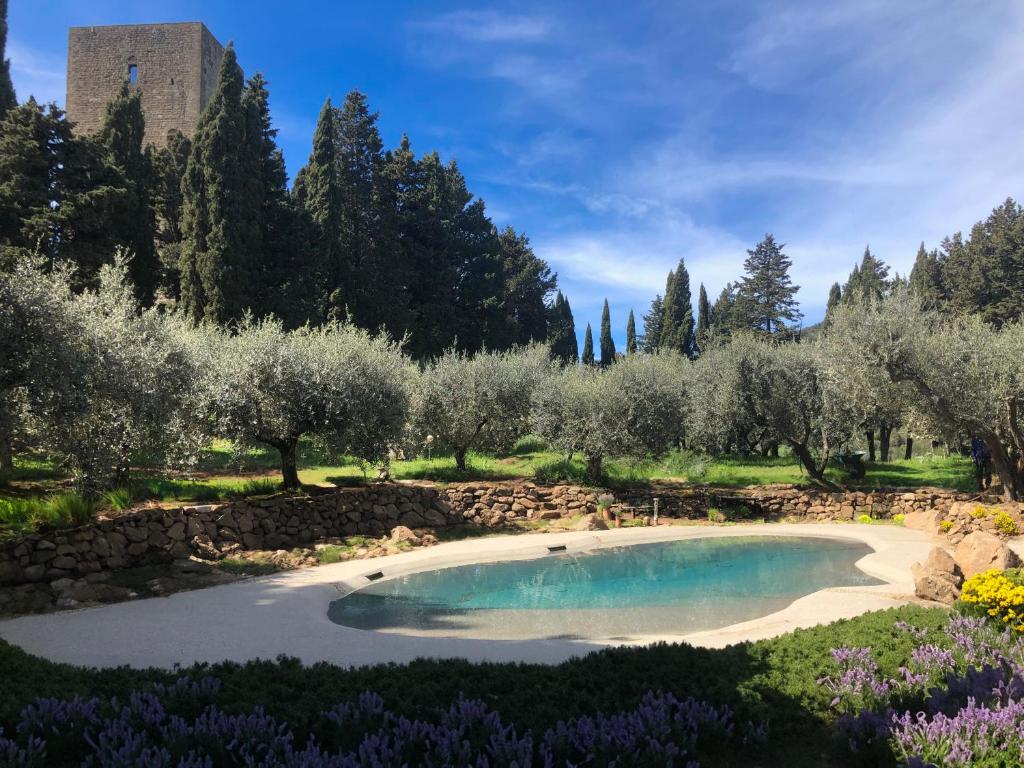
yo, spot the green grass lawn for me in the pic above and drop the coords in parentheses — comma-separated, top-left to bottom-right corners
(0, 604, 949, 767)
(1, 439, 973, 538)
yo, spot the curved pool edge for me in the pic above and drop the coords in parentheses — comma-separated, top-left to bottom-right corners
(0, 523, 937, 669)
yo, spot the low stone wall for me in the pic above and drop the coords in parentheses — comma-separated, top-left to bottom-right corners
(0, 483, 601, 587)
(1, 479, 1019, 590)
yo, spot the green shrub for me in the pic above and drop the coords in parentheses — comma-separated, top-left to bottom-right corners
(707, 507, 727, 523)
(891, 513, 905, 525)
(857, 513, 873, 524)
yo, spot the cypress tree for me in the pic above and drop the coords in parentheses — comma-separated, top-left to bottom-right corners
(625, 309, 637, 354)
(241, 72, 314, 325)
(842, 246, 890, 305)
(179, 44, 261, 323)
(641, 294, 664, 352)
(710, 282, 738, 338)
(331, 89, 385, 322)
(695, 283, 711, 354)
(823, 281, 842, 328)
(737, 234, 801, 336)
(0, 0, 15, 116)
(562, 294, 579, 363)
(150, 130, 191, 297)
(581, 323, 595, 366)
(599, 298, 616, 366)
(660, 257, 695, 357)
(97, 81, 157, 301)
(547, 291, 578, 364)
(908, 242, 945, 309)
(294, 98, 341, 319)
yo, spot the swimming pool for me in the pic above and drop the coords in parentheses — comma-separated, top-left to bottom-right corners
(328, 535, 883, 640)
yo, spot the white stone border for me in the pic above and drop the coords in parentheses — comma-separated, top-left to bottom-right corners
(0, 523, 935, 668)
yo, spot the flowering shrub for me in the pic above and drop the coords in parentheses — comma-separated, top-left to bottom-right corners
(892, 514, 906, 525)
(960, 569, 1024, 632)
(939, 520, 953, 533)
(994, 511, 1021, 536)
(0, 680, 757, 767)
(823, 613, 1024, 767)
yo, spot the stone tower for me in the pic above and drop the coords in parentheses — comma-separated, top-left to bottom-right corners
(66, 22, 225, 148)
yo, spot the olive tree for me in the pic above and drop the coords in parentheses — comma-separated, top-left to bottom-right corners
(0, 257, 83, 475)
(1, 255, 202, 491)
(532, 353, 687, 481)
(692, 334, 856, 481)
(58, 259, 206, 490)
(825, 290, 1024, 500)
(412, 345, 551, 471)
(686, 337, 769, 455)
(199, 319, 411, 488)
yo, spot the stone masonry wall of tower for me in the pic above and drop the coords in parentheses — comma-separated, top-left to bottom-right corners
(66, 22, 225, 149)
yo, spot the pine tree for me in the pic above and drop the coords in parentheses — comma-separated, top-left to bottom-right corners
(695, 283, 711, 354)
(0, 100, 66, 264)
(599, 298, 616, 366)
(625, 309, 637, 354)
(499, 226, 555, 345)
(737, 234, 801, 336)
(179, 44, 262, 323)
(823, 282, 842, 328)
(581, 323, 595, 365)
(908, 241, 945, 309)
(0, 99, 127, 281)
(641, 294, 664, 352)
(0, 0, 15, 116)
(97, 81, 157, 301)
(659, 257, 695, 357)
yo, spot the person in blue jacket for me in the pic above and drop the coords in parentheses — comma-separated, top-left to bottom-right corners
(970, 436, 993, 491)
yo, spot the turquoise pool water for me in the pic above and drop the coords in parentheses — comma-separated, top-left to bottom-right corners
(327, 536, 883, 640)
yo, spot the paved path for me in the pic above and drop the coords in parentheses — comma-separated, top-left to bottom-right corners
(0, 523, 935, 668)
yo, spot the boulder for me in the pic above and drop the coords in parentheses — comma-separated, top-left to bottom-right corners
(389, 526, 421, 545)
(911, 547, 962, 604)
(954, 531, 1021, 579)
(573, 513, 608, 531)
(903, 508, 944, 534)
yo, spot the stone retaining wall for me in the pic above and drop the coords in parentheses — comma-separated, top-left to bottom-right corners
(0, 483, 601, 587)
(1, 480, 1019, 589)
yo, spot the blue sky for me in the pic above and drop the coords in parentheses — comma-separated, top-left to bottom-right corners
(9, 0, 1024, 349)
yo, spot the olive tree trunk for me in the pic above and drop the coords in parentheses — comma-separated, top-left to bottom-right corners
(879, 423, 893, 462)
(865, 430, 876, 462)
(585, 454, 603, 483)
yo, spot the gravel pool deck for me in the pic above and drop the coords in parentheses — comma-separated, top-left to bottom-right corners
(0, 523, 935, 668)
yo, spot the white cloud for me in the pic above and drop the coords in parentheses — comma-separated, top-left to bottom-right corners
(411, 10, 552, 44)
(8, 39, 66, 106)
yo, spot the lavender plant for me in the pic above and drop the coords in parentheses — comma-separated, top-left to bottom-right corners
(0, 680, 754, 767)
